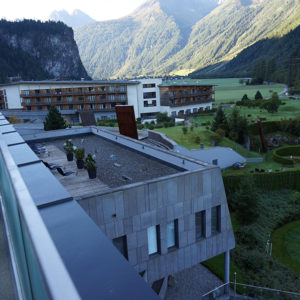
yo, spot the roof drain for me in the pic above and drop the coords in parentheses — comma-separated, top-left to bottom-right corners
(122, 175, 132, 182)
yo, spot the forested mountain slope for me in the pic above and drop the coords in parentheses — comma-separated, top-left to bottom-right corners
(0, 19, 89, 83)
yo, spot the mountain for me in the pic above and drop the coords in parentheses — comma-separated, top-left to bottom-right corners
(191, 25, 300, 85)
(0, 19, 90, 83)
(74, 0, 300, 79)
(49, 9, 95, 28)
(74, 0, 219, 79)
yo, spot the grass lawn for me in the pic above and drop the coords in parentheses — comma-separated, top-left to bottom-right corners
(226, 98, 300, 121)
(155, 125, 261, 158)
(271, 220, 300, 274)
(222, 148, 300, 175)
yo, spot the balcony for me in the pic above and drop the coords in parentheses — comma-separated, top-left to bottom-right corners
(168, 98, 213, 107)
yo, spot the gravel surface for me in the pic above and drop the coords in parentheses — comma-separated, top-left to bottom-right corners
(165, 263, 223, 300)
(49, 134, 180, 188)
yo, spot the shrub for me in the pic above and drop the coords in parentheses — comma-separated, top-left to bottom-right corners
(194, 135, 201, 144)
(74, 148, 85, 161)
(182, 126, 188, 134)
(63, 139, 74, 154)
(137, 124, 144, 130)
(216, 128, 225, 138)
(190, 126, 194, 132)
(241, 94, 249, 101)
(273, 145, 300, 165)
(164, 122, 170, 128)
(148, 124, 155, 130)
(156, 112, 171, 123)
(136, 118, 141, 124)
(84, 153, 97, 171)
(231, 177, 259, 225)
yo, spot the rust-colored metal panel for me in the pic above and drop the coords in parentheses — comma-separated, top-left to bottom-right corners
(116, 105, 138, 140)
(79, 111, 96, 126)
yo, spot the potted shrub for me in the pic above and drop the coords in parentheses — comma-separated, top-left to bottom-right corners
(63, 139, 74, 161)
(84, 153, 97, 179)
(74, 148, 85, 169)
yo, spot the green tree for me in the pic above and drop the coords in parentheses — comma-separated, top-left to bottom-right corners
(182, 126, 188, 135)
(227, 107, 248, 144)
(44, 105, 66, 131)
(231, 177, 259, 225)
(265, 58, 276, 82)
(266, 93, 280, 113)
(255, 90, 263, 100)
(211, 106, 228, 132)
(241, 94, 249, 100)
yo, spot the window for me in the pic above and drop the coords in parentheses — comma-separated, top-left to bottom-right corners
(45, 98, 51, 103)
(23, 90, 30, 95)
(143, 83, 155, 88)
(119, 85, 126, 92)
(67, 88, 73, 93)
(55, 89, 62, 95)
(109, 86, 116, 92)
(27, 106, 31, 111)
(167, 220, 178, 249)
(211, 205, 221, 235)
(34, 89, 40, 94)
(147, 225, 160, 255)
(68, 105, 73, 110)
(195, 210, 206, 240)
(36, 98, 41, 103)
(90, 104, 96, 110)
(88, 95, 95, 101)
(37, 106, 42, 110)
(100, 104, 106, 109)
(78, 87, 83, 93)
(25, 98, 31, 104)
(143, 92, 156, 99)
(112, 236, 128, 259)
(119, 94, 126, 101)
(78, 96, 84, 101)
(67, 97, 73, 102)
(56, 97, 62, 102)
(45, 89, 51, 94)
(109, 94, 116, 101)
(78, 105, 84, 110)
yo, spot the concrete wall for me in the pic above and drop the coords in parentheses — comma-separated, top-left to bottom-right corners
(4, 86, 22, 109)
(77, 167, 235, 284)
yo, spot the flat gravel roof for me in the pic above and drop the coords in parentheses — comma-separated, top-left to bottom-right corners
(47, 135, 180, 188)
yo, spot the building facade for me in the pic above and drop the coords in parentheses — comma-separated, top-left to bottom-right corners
(159, 84, 214, 117)
(0, 79, 214, 121)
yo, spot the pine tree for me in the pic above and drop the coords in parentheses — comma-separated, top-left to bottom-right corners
(241, 94, 249, 100)
(227, 107, 248, 144)
(254, 90, 263, 100)
(211, 106, 228, 132)
(44, 105, 66, 131)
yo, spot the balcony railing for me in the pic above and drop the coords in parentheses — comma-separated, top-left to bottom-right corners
(20, 90, 127, 97)
(22, 99, 127, 106)
(0, 137, 80, 299)
(202, 281, 300, 300)
(168, 99, 213, 107)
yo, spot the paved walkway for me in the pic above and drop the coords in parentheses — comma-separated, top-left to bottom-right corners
(165, 263, 223, 300)
(0, 201, 15, 300)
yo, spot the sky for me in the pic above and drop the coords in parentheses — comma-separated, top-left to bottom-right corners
(1, 0, 146, 22)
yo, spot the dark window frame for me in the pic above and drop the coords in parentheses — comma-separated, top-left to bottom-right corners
(211, 205, 221, 235)
(195, 210, 206, 240)
(112, 235, 128, 260)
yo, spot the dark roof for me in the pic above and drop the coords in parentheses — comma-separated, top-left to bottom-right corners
(0, 80, 140, 87)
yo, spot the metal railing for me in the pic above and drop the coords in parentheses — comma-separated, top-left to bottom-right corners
(0, 137, 80, 299)
(202, 279, 300, 300)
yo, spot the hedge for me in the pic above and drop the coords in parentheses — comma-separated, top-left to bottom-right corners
(248, 118, 300, 136)
(223, 169, 300, 194)
(273, 145, 300, 165)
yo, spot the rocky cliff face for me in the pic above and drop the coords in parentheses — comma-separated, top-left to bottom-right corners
(0, 19, 89, 82)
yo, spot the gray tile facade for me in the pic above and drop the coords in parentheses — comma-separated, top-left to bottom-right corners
(78, 166, 235, 284)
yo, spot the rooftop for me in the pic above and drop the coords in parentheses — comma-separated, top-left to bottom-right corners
(30, 134, 182, 198)
(0, 80, 140, 87)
